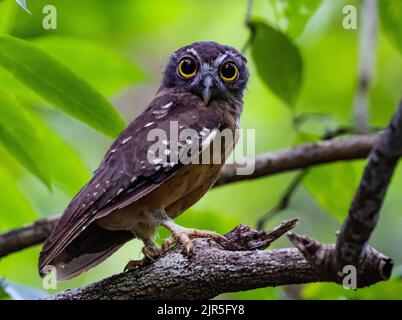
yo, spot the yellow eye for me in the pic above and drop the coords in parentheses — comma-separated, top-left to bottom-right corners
(178, 58, 198, 78)
(220, 62, 238, 82)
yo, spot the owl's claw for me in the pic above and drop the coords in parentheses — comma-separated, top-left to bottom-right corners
(150, 213, 230, 255)
(142, 241, 161, 260)
(124, 259, 148, 272)
(162, 230, 194, 255)
(124, 240, 161, 272)
(125, 227, 228, 271)
(161, 227, 228, 255)
(161, 236, 177, 254)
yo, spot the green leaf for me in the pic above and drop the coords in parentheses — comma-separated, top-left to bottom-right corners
(0, 92, 89, 192)
(0, 0, 17, 34)
(0, 36, 126, 138)
(250, 21, 303, 106)
(379, 0, 402, 54)
(22, 105, 90, 195)
(0, 165, 37, 231)
(304, 161, 364, 221)
(0, 66, 41, 104)
(268, 0, 323, 38)
(303, 278, 402, 300)
(44, 126, 90, 195)
(0, 92, 50, 187)
(32, 36, 146, 96)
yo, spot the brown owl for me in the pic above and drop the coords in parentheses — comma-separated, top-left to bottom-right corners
(39, 41, 249, 280)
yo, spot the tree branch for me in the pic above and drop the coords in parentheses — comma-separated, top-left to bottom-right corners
(0, 215, 59, 257)
(215, 133, 377, 186)
(46, 219, 391, 300)
(336, 101, 402, 269)
(0, 134, 378, 259)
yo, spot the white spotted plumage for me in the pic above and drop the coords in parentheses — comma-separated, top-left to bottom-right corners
(121, 136, 132, 144)
(161, 102, 173, 109)
(144, 122, 154, 127)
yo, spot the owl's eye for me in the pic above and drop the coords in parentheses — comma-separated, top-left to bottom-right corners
(178, 58, 198, 79)
(220, 62, 239, 82)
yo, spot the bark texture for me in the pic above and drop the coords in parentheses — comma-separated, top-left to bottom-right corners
(47, 220, 391, 300)
(0, 216, 58, 257)
(336, 101, 402, 269)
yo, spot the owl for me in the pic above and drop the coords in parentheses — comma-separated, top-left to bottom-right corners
(39, 41, 249, 280)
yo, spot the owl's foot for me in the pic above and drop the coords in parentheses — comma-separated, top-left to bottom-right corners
(161, 220, 227, 255)
(124, 259, 148, 272)
(142, 240, 161, 260)
(124, 240, 161, 272)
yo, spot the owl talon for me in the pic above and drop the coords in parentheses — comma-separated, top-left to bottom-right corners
(155, 214, 229, 254)
(188, 229, 229, 248)
(177, 232, 194, 255)
(161, 234, 194, 255)
(161, 226, 228, 255)
(124, 240, 161, 272)
(124, 259, 149, 272)
(161, 237, 176, 254)
(142, 241, 161, 260)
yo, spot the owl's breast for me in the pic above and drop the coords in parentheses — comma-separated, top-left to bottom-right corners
(96, 127, 236, 233)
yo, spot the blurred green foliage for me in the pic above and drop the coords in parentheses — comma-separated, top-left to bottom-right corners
(268, 0, 323, 38)
(0, 36, 127, 138)
(0, 91, 50, 186)
(379, 0, 402, 54)
(0, 0, 401, 300)
(251, 21, 303, 106)
(303, 276, 402, 300)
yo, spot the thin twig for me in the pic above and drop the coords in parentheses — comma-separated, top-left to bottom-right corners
(242, 0, 255, 53)
(245, 0, 254, 26)
(354, 0, 378, 132)
(257, 170, 308, 229)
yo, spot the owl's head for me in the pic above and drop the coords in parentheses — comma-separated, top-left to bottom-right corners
(162, 41, 248, 105)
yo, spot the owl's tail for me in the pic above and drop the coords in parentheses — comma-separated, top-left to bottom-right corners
(39, 223, 134, 281)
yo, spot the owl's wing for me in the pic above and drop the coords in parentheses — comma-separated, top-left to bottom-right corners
(39, 90, 227, 277)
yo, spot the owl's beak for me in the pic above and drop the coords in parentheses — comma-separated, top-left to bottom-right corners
(201, 76, 214, 105)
